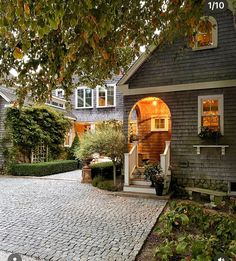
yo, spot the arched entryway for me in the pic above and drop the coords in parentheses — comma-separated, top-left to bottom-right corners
(128, 97, 172, 166)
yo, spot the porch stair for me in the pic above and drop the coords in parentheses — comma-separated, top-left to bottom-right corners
(124, 173, 171, 195)
(124, 184, 156, 194)
(124, 141, 172, 196)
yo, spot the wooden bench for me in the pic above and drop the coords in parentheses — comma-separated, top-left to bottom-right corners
(185, 187, 227, 204)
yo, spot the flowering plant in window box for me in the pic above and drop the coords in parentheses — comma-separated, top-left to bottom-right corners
(198, 127, 222, 144)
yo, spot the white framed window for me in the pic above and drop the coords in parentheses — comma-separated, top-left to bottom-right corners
(75, 87, 93, 109)
(96, 84, 116, 108)
(55, 88, 65, 98)
(192, 16, 218, 51)
(45, 97, 66, 109)
(151, 116, 169, 132)
(198, 94, 224, 134)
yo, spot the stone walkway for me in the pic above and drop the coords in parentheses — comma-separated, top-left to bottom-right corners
(0, 170, 166, 261)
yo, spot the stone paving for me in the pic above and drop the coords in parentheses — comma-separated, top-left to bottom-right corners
(0, 170, 166, 261)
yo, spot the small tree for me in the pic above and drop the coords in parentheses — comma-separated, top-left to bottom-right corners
(68, 133, 80, 160)
(75, 124, 126, 186)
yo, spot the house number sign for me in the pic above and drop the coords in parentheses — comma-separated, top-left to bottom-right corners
(205, 0, 228, 13)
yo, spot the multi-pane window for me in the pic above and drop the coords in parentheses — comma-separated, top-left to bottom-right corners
(55, 88, 64, 98)
(97, 85, 116, 107)
(198, 95, 224, 133)
(151, 116, 169, 131)
(76, 87, 93, 108)
(155, 118, 165, 129)
(192, 16, 218, 50)
(202, 99, 219, 130)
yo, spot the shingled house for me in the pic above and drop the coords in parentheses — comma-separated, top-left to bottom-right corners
(0, 86, 77, 167)
(0, 75, 123, 168)
(118, 4, 236, 195)
(69, 75, 123, 136)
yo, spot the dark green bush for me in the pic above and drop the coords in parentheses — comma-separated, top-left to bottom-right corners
(92, 175, 104, 187)
(92, 176, 118, 191)
(91, 161, 115, 179)
(11, 160, 78, 176)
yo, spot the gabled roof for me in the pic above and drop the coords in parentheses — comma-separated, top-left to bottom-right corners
(0, 86, 76, 120)
(118, 2, 235, 86)
(118, 44, 157, 86)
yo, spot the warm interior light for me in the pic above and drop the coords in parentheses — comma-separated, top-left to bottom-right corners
(152, 100, 157, 106)
(152, 99, 158, 106)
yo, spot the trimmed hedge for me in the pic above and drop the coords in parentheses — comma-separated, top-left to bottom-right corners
(11, 160, 78, 176)
(90, 161, 115, 179)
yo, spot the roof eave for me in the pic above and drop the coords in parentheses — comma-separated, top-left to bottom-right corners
(117, 44, 157, 86)
(0, 91, 11, 103)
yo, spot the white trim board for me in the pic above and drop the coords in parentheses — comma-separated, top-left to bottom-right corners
(0, 91, 10, 102)
(119, 80, 236, 96)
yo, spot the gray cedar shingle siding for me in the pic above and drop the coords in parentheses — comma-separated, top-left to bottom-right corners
(122, 9, 236, 190)
(123, 87, 236, 191)
(71, 87, 124, 123)
(127, 10, 236, 89)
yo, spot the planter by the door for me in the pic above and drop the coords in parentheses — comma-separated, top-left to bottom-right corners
(155, 182, 164, 196)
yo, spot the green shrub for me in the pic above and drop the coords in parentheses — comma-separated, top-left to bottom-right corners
(92, 176, 118, 191)
(11, 160, 78, 176)
(97, 180, 118, 191)
(91, 161, 114, 179)
(92, 175, 104, 187)
(68, 133, 80, 160)
(155, 201, 236, 260)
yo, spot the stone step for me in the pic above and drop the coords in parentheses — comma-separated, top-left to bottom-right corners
(130, 178, 151, 186)
(123, 185, 156, 195)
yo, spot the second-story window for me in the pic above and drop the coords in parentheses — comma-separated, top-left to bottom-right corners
(76, 87, 93, 109)
(191, 16, 218, 51)
(55, 88, 65, 98)
(97, 84, 116, 108)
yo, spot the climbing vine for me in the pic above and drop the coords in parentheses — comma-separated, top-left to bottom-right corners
(4, 105, 71, 163)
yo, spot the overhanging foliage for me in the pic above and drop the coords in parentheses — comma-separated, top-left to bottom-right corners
(0, 0, 208, 103)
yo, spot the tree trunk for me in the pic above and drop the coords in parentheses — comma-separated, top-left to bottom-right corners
(113, 162, 116, 186)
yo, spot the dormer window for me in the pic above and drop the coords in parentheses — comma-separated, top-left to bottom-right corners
(192, 16, 218, 51)
(55, 88, 65, 98)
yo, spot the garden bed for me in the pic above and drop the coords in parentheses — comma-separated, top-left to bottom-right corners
(137, 200, 236, 261)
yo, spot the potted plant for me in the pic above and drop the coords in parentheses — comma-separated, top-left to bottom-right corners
(152, 173, 164, 196)
(198, 126, 222, 144)
(144, 162, 164, 195)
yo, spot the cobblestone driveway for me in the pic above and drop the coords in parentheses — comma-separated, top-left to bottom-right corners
(0, 171, 166, 261)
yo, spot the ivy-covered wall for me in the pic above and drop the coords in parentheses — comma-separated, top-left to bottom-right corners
(4, 105, 71, 164)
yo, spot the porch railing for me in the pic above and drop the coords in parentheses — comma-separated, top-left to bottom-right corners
(124, 141, 138, 186)
(160, 141, 171, 176)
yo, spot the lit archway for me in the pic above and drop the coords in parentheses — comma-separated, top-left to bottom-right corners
(128, 97, 171, 164)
